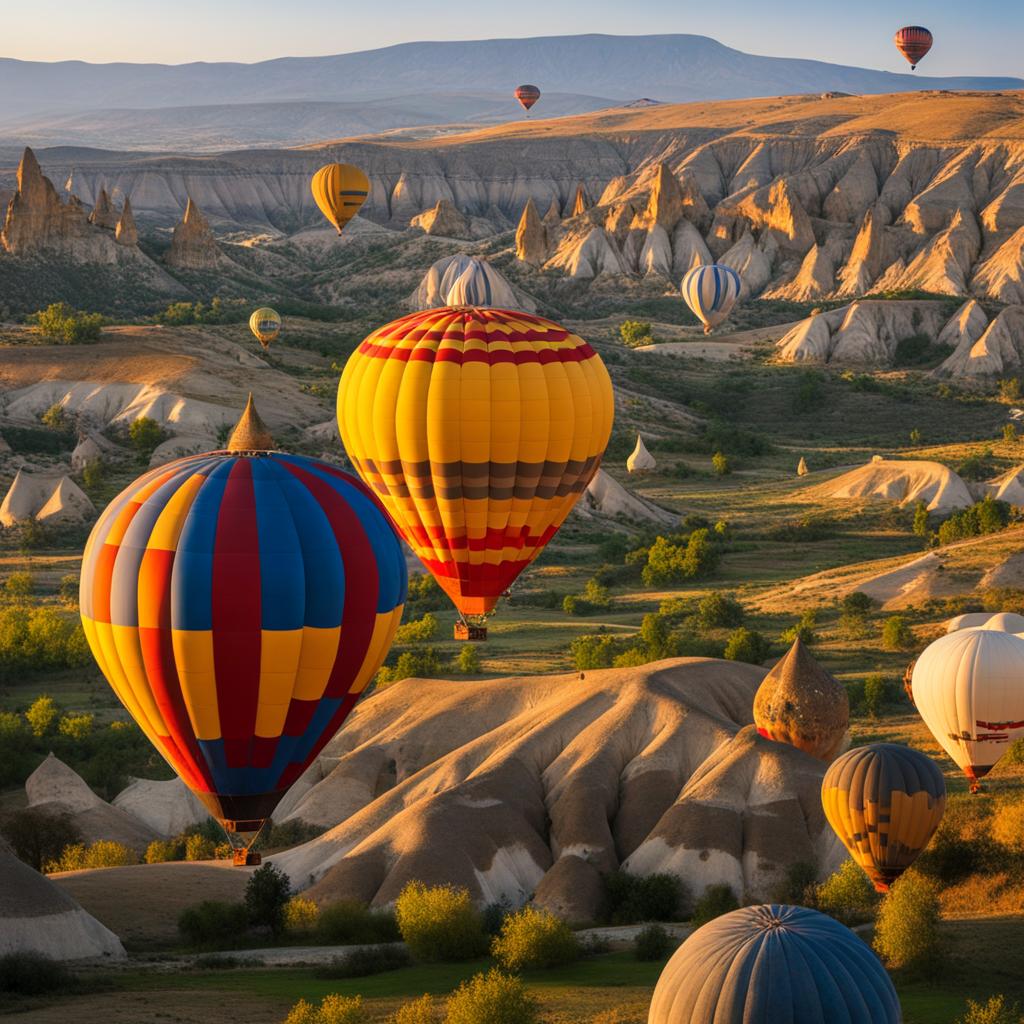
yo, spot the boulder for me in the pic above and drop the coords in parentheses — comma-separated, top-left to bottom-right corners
(575, 468, 676, 526)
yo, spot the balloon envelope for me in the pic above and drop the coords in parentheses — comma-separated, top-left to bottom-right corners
(249, 307, 281, 349)
(337, 307, 614, 620)
(894, 25, 933, 69)
(311, 163, 369, 235)
(681, 263, 741, 334)
(912, 628, 1024, 789)
(80, 451, 406, 830)
(649, 904, 900, 1024)
(514, 84, 541, 111)
(822, 742, 945, 892)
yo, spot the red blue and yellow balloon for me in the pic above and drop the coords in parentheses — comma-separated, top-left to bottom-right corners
(79, 447, 406, 833)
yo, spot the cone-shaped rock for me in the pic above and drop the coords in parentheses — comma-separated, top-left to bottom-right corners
(89, 188, 118, 230)
(626, 433, 656, 473)
(166, 197, 222, 269)
(227, 393, 274, 452)
(115, 196, 137, 246)
(570, 184, 590, 217)
(797, 456, 809, 476)
(753, 637, 848, 762)
(543, 199, 562, 226)
(515, 197, 547, 266)
(645, 162, 684, 232)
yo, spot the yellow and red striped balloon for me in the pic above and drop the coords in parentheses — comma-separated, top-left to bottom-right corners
(79, 451, 406, 831)
(337, 307, 614, 619)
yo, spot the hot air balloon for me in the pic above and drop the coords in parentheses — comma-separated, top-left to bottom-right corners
(649, 904, 901, 1024)
(337, 307, 613, 637)
(249, 307, 281, 350)
(514, 84, 541, 114)
(913, 628, 1024, 791)
(79, 399, 406, 859)
(946, 610, 1024, 634)
(822, 743, 945, 892)
(311, 163, 369, 235)
(680, 263, 741, 334)
(894, 25, 933, 70)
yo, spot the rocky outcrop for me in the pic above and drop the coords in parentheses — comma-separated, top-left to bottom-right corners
(546, 226, 623, 278)
(626, 434, 656, 473)
(165, 197, 224, 269)
(803, 458, 975, 513)
(644, 163, 684, 232)
(720, 231, 772, 298)
(115, 196, 138, 246)
(764, 242, 836, 301)
(835, 205, 900, 296)
(936, 305, 1024, 378)
(570, 184, 591, 217)
(410, 198, 472, 238)
(0, 470, 95, 527)
(88, 188, 118, 230)
(875, 207, 981, 295)
(515, 197, 547, 266)
(972, 226, 1024, 303)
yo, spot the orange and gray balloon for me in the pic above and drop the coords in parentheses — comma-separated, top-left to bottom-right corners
(822, 743, 945, 893)
(894, 26, 933, 70)
(514, 84, 541, 113)
(311, 163, 369, 235)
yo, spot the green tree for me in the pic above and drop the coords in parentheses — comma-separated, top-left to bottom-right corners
(909, 427, 922, 445)
(395, 881, 488, 962)
(815, 859, 879, 926)
(456, 644, 481, 674)
(245, 862, 291, 936)
(33, 302, 103, 343)
(490, 907, 579, 971)
(619, 320, 653, 348)
(640, 612, 672, 659)
(690, 884, 739, 927)
(956, 996, 1024, 1024)
(58, 574, 79, 609)
(695, 592, 744, 630)
(863, 674, 887, 718)
(4, 572, 33, 602)
(999, 378, 1021, 404)
(0, 808, 82, 872)
(912, 502, 930, 538)
(711, 451, 731, 475)
(40, 404, 68, 430)
(873, 871, 941, 971)
(25, 695, 58, 737)
(724, 627, 770, 665)
(82, 458, 105, 493)
(128, 417, 166, 460)
(395, 612, 439, 644)
(58, 713, 94, 740)
(1004, 423, 1018, 444)
(882, 616, 914, 651)
(445, 969, 539, 1024)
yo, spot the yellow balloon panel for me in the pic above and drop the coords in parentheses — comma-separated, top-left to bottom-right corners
(338, 307, 614, 617)
(311, 163, 369, 234)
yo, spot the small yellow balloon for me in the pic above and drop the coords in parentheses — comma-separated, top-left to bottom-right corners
(311, 163, 369, 235)
(249, 307, 281, 349)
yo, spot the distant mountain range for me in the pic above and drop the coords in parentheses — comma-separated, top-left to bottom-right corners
(1, 33, 1022, 151)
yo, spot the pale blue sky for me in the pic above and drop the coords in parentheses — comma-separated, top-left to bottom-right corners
(6, 0, 1022, 76)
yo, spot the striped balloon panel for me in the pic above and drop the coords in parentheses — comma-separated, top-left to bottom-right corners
(649, 905, 901, 1024)
(447, 263, 495, 306)
(514, 84, 540, 110)
(894, 25, 933, 65)
(79, 451, 406, 826)
(337, 307, 614, 617)
(680, 263, 741, 330)
(822, 742, 945, 892)
(311, 163, 370, 234)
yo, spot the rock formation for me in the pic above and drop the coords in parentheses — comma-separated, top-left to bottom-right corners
(0, 470, 95, 527)
(936, 305, 1024, 377)
(753, 639, 849, 763)
(115, 196, 138, 246)
(574, 469, 677, 526)
(273, 660, 844, 914)
(546, 226, 624, 279)
(165, 197, 224, 269)
(570, 184, 591, 217)
(626, 433, 657, 473)
(515, 198, 547, 266)
(802, 458, 974, 513)
(410, 199, 472, 239)
(70, 434, 104, 472)
(112, 777, 209, 838)
(88, 188, 119, 230)
(797, 457, 809, 476)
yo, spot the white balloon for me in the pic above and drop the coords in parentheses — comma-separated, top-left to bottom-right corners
(912, 628, 1024, 791)
(946, 611, 1024, 634)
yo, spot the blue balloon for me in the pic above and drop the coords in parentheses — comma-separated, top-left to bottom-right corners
(649, 904, 901, 1023)
(681, 262, 742, 334)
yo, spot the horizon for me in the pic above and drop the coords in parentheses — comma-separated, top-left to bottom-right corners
(4, 1, 1023, 76)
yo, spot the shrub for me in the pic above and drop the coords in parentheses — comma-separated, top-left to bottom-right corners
(314, 945, 411, 979)
(3, 572, 33, 601)
(769, 861, 818, 906)
(864, 674, 887, 718)
(395, 882, 488, 962)
(185, 834, 216, 861)
(642, 530, 718, 586)
(58, 713, 94, 740)
(634, 924, 674, 961)
(0, 808, 82, 872)
(128, 416, 166, 459)
(0, 607, 91, 673)
(406, 573, 448, 612)
(317, 899, 400, 945)
(690, 884, 739, 928)
(25, 694, 58, 737)
(711, 451, 730, 476)
(45, 839, 137, 872)
(956, 996, 1024, 1024)
(842, 591, 875, 615)
(245, 862, 291, 935)
(285, 896, 321, 934)
(815, 860, 879, 926)
(695, 592, 744, 630)
(285, 994, 367, 1024)
(620, 320, 652, 348)
(82, 458, 104, 493)
(491, 907, 579, 971)
(0, 951, 72, 995)
(395, 613, 439, 644)
(882, 616, 914, 651)
(146, 838, 184, 864)
(444, 969, 540, 1024)
(456, 645, 481, 674)
(377, 647, 445, 687)
(724, 627, 770, 665)
(779, 610, 817, 646)
(58, 573, 80, 608)
(32, 302, 103, 343)
(394, 995, 440, 1024)
(937, 497, 1010, 546)
(178, 900, 250, 948)
(991, 798, 1024, 853)
(1004, 424, 1018, 444)
(570, 633, 622, 670)
(912, 502, 930, 538)
(873, 871, 941, 971)
(600, 870, 688, 925)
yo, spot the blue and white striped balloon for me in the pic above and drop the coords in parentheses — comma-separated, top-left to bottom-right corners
(681, 263, 742, 334)
(447, 258, 502, 307)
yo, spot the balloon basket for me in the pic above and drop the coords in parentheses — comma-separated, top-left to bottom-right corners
(233, 849, 262, 867)
(454, 622, 487, 642)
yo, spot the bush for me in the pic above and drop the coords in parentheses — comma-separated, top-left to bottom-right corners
(0, 606, 91, 674)
(445, 969, 540, 1024)
(395, 613, 439, 644)
(882, 616, 914, 651)
(377, 647, 445, 687)
(314, 945, 411, 979)
(723, 627, 770, 665)
(285, 896, 321, 934)
(456, 645, 481, 674)
(711, 451, 730, 475)
(694, 592, 744, 630)
(991, 797, 1024, 853)
(601, 870, 688, 925)
(769, 861, 818, 906)
(634, 924, 674, 961)
(178, 900, 250, 947)
(0, 808, 82, 872)
(873, 871, 941, 971)
(815, 860, 879, 926)
(690, 884, 739, 928)
(32, 302, 103, 343)
(317, 899, 400, 945)
(406, 573, 448, 612)
(25, 694, 58, 737)
(394, 995, 439, 1024)
(128, 416, 166, 460)
(0, 951, 72, 994)
(395, 882, 488, 962)
(491, 907, 579, 971)
(245, 862, 291, 936)
(58, 573, 80, 608)
(570, 633, 623, 670)
(45, 839, 137, 872)
(146, 837, 184, 864)
(642, 530, 718, 586)
(956, 996, 1024, 1024)
(937, 496, 1010, 546)
(620, 320, 652, 348)
(285, 994, 367, 1024)
(58, 713, 94, 740)
(779, 610, 817, 646)
(185, 833, 216, 861)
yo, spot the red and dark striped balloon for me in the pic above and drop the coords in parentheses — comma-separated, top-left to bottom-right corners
(894, 26, 933, 69)
(514, 84, 541, 112)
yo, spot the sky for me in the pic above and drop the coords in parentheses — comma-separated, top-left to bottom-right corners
(5, 0, 1024, 77)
